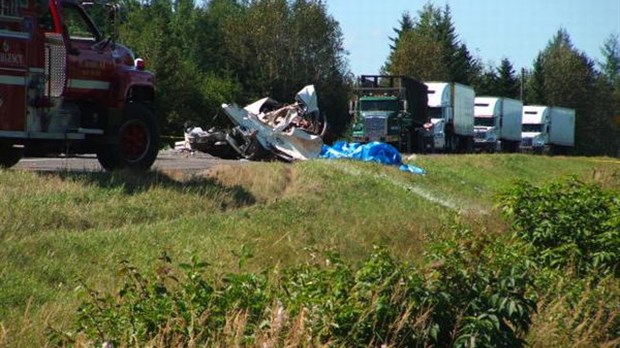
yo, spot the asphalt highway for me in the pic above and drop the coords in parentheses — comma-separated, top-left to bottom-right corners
(13, 149, 244, 175)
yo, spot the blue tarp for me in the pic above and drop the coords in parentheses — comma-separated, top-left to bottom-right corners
(320, 141, 426, 175)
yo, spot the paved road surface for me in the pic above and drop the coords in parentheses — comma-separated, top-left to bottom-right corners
(13, 150, 244, 175)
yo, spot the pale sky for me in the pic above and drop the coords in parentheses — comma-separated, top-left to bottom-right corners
(327, 0, 620, 76)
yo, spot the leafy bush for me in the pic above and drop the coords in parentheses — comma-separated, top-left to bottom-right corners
(498, 179, 620, 347)
(423, 226, 536, 348)
(277, 249, 431, 347)
(54, 230, 538, 347)
(60, 254, 270, 347)
(52, 178, 620, 347)
(498, 179, 620, 277)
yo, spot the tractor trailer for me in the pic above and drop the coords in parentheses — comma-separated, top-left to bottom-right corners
(350, 75, 429, 153)
(0, 0, 159, 170)
(521, 106, 575, 154)
(425, 82, 475, 153)
(474, 97, 522, 153)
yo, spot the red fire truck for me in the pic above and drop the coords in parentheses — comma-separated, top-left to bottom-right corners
(0, 0, 158, 170)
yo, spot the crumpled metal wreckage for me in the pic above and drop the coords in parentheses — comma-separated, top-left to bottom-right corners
(183, 85, 327, 162)
(179, 85, 426, 175)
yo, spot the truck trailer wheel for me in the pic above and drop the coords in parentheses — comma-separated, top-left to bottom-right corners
(508, 141, 520, 153)
(0, 144, 23, 168)
(97, 103, 160, 171)
(400, 128, 414, 154)
(465, 136, 474, 153)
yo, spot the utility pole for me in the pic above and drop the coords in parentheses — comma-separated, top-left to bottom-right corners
(520, 67, 525, 101)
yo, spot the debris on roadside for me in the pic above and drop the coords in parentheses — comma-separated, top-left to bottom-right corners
(320, 141, 426, 175)
(181, 85, 327, 162)
(177, 85, 426, 174)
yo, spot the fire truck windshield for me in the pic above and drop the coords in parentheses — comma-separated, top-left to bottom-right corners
(62, 3, 100, 41)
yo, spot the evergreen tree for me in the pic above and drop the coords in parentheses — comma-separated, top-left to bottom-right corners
(540, 29, 591, 110)
(384, 4, 478, 84)
(495, 58, 520, 99)
(437, 5, 473, 84)
(388, 12, 414, 51)
(527, 29, 618, 155)
(470, 64, 498, 97)
(387, 30, 449, 81)
(598, 33, 620, 154)
(525, 55, 546, 105)
(382, 11, 413, 73)
(599, 33, 620, 88)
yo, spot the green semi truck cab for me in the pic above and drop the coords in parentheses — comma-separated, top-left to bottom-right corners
(350, 75, 429, 153)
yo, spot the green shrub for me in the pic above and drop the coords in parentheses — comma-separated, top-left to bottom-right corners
(497, 179, 620, 347)
(58, 254, 270, 347)
(56, 232, 538, 347)
(498, 179, 620, 277)
(423, 226, 536, 347)
(278, 249, 431, 347)
(58, 177, 620, 347)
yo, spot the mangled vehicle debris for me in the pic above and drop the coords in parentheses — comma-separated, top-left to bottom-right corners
(184, 85, 327, 161)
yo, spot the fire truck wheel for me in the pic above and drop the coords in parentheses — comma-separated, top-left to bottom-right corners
(0, 144, 23, 169)
(97, 103, 160, 171)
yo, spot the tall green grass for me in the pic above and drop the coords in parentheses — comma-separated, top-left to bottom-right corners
(0, 154, 618, 346)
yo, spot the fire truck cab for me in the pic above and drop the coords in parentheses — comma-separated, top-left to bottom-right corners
(0, 0, 158, 170)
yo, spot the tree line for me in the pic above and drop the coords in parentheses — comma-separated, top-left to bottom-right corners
(111, 0, 351, 136)
(384, 4, 620, 156)
(107, 1, 618, 156)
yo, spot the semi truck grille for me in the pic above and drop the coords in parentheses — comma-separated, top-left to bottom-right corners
(364, 116, 387, 141)
(521, 138, 533, 147)
(475, 131, 486, 140)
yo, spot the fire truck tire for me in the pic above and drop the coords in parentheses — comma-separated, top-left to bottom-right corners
(0, 145, 23, 169)
(97, 103, 160, 171)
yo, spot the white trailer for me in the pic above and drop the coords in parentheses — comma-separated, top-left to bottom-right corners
(521, 106, 575, 154)
(549, 107, 575, 147)
(474, 97, 522, 152)
(425, 82, 475, 152)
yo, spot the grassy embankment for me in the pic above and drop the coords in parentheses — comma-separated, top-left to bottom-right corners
(0, 154, 619, 346)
